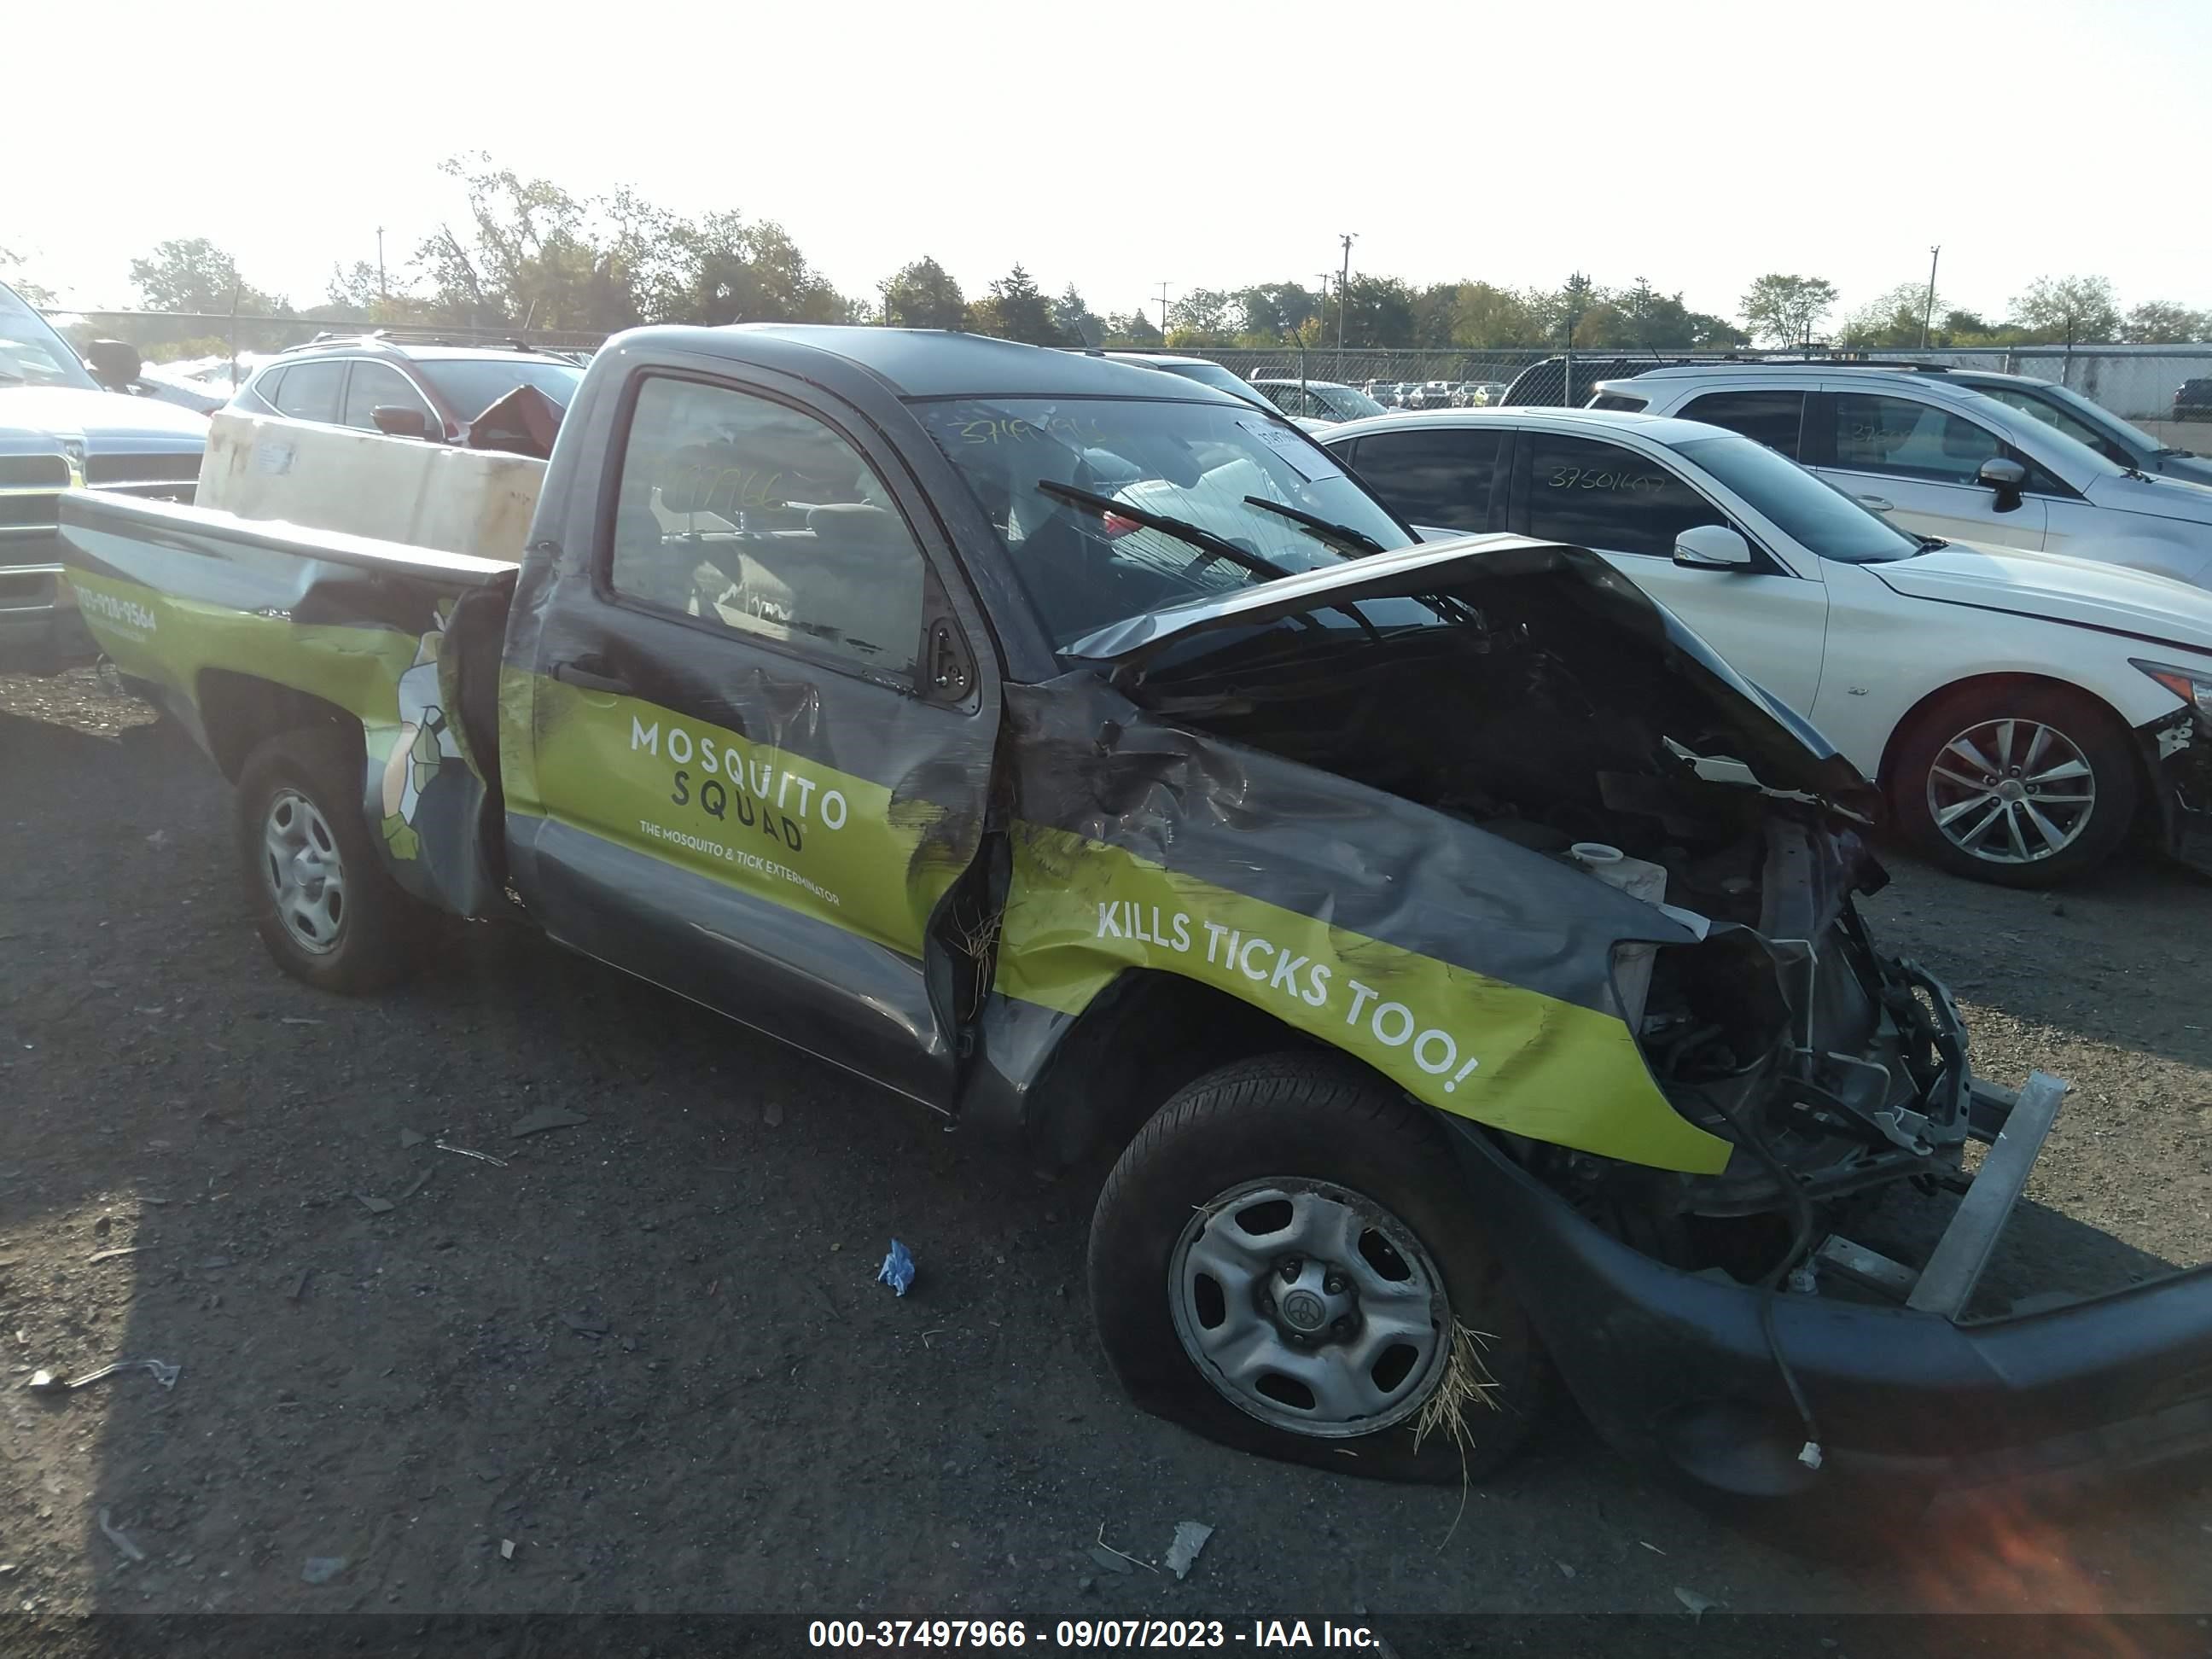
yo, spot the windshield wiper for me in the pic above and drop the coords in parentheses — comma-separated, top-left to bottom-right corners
(1037, 480, 1293, 581)
(1912, 534, 1947, 556)
(1240, 495, 1385, 556)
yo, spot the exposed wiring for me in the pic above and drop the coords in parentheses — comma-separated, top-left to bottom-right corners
(1719, 1080, 1827, 1470)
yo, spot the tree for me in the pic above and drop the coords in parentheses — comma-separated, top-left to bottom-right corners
(1332, 276, 1417, 347)
(1165, 287, 1237, 342)
(2121, 300, 2209, 345)
(659, 213, 849, 326)
(1105, 309, 1163, 346)
(0, 245, 55, 307)
(1232, 282, 1320, 343)
(127, 237, 288, 317)
(1444, 282, 1543, 347)
(880, 257, 966, 329)
(1738, 273, 1837, 348)
(1052, 283, 1105, 346)
(966, 265, 1060, 345)
(2007, 275, 2120, 346)
(1839, 281, 1946, 348)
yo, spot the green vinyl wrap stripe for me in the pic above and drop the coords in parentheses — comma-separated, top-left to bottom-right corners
(79, 573, 1728, 1175)
(516, 672, 970, 959)
(68, 568, 422, 730)
(994, 824, 1732, 1175)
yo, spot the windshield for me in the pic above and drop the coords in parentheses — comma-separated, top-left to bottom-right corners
(0, 286, 96, 390)
(415, 357, 584, 421)
(1674, 433, 1924, 564)
(1313, 384, 1388, 421)
(1968, 380, 2143, 462)
(914, 395, 1414, 648)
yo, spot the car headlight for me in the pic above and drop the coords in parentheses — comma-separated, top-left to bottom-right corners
(2133, 659, 2212, 724)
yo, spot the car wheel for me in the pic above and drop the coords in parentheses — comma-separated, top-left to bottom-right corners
(235, 726, 422, 992)
(1088, 1053, 1547, 1483)
(1889, 684, 2138, 888)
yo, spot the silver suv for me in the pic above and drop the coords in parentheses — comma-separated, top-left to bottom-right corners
(1597, 364, 2212, 586)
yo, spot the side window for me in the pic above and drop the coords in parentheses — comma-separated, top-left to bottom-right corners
(1521, 434, 1721, 558)
(272, 359, 345, 424)
(341, 361, 434, 432)
(1348, 428, 1505, 533)
(1977, 387, 2125, 466)
(608, 375, 926, 678)
(1831, 392, 2002, 484)
(253, 365, 288, 408)
(1679, 390, 1806, 458)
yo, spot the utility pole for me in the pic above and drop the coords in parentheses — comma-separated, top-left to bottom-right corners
(1312, 273, 1334, 393)
(1563, 270, 1587, 406)
(1920, 244, 1941, 349)
(375, 226, 387, 303)
(1156, 282, 1171, 337)
(1336, 233, 1356, 359)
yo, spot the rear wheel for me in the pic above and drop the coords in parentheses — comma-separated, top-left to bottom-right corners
(235, 727, 422, 992)
(1888, 684, 2138, 888)
(1088, 1054, 1547, 1482)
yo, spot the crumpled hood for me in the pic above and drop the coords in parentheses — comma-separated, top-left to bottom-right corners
(0, 385, 211, 448)
(1066, 532, 1883, 818)
(1871, 538, 2212, 658)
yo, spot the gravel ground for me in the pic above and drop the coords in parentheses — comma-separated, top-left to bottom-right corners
(3, 669, 2209, 1637)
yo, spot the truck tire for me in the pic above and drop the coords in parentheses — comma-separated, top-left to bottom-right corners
(1088, 1053, 1547, 1483)
(234, 726, 421, 993)
(1889, 682, 2138, 889)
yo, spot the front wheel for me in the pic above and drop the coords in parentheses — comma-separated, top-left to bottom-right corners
(1888, 684, 2139, 888)
(1088, 1054, 1547, 1482)
(234, 726, 422, 993)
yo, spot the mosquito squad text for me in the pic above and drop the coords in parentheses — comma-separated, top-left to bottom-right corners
(631, 715, 849, 852)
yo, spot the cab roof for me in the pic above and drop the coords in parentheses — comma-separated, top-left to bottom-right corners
(626, 324, 1245, 405)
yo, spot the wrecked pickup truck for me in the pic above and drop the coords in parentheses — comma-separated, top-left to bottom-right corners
(59, 325, 2212, 1521)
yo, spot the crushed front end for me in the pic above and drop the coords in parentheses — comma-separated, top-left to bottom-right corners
(1467, 812, 2212, 1516)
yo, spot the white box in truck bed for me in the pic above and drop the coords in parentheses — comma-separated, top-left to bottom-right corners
(195, 410, 543, 562)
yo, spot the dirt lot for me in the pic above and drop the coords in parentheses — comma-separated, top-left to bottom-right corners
(3, 669, 2209, 1636)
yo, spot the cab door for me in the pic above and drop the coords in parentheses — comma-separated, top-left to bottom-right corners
(504, 355, 997, 1109)
(1509, 428, 1830, 715)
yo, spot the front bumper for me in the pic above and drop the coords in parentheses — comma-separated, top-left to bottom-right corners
(1443, 1098, 2212, 1516)
(2145, 711, 2212, 876)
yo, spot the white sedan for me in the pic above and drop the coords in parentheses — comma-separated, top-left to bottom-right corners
(1321, 407, 2212, 887)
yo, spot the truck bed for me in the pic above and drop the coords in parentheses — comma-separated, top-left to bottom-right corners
(59, 488, 519, 918)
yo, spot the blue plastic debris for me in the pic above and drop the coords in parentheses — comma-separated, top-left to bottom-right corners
(877, 1239, 917, 1297)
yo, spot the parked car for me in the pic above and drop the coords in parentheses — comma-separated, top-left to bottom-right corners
(230, 333, 586, 445)
(1100, 351, 1270, 410)
(0, 280, 206, 665)
(1452, 381, 1503, 408)
(61, 323, 2210, 1515)
(1403, 379, 1459, 410)
(1890, 365, 2212, 487)
(136, 353, 267, 417)
(1249, 378, 1387, 424)
(1324, 405, 2212, 886)
(1594, 364, 2212, 587)
(2177, 379, 2212, 423)
(1502, 354, 1711, 406)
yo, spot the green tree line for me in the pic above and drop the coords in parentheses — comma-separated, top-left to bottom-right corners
(10, 157, 2207, 359)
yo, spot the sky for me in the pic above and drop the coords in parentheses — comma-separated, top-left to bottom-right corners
(9, 0, 2209, 330)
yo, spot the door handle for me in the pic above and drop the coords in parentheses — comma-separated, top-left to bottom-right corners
(1855, 494, 1895, 513)
(554, 658, 632, 695)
